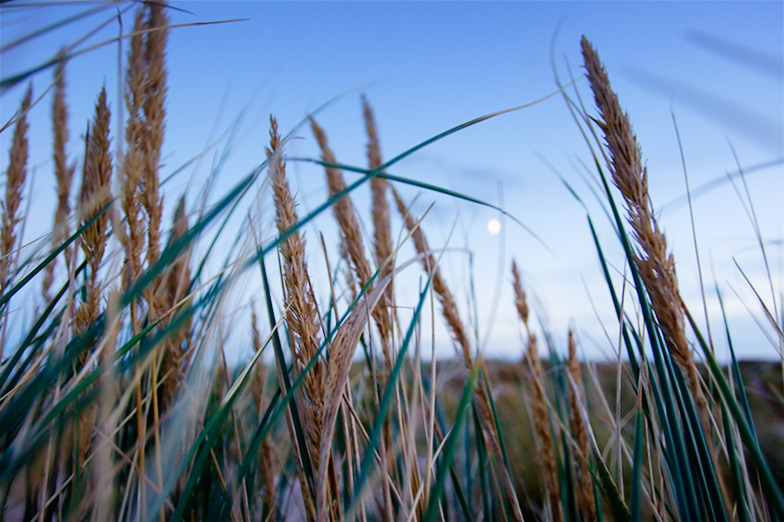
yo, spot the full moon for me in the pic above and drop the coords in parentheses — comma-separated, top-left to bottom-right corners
(487, 218, 501, 235)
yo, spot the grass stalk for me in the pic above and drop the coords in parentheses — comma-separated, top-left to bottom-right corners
(0, 21, 780, 522)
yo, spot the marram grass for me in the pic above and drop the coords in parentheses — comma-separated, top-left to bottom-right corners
(0, 4, 782, 522)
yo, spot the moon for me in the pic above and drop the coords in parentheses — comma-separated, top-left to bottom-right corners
(487, 218, 501, 235)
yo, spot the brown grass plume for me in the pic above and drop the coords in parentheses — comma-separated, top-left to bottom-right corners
(1, 84, 32, 308)
(120, 8, 147, 295)
(580, 35, 710, 433)
(524, 334, 562, 522)
(142, 2, 168, 267)
(269, 115, 322, 520)
(310, 116, 394, 372)
(75, 86, 112, 340)
(362, 96, 394, 304)
(567, 329, 595, 520)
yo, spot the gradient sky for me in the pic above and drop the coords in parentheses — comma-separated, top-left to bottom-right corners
(1, 1, 782, 361)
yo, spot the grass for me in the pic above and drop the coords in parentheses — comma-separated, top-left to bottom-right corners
(0, 3, 782, 521)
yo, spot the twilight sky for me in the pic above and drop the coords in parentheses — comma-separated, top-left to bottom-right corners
(1, 1, 782, 361)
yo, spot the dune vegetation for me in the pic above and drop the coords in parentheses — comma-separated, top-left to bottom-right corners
(1, 2, 782, 521)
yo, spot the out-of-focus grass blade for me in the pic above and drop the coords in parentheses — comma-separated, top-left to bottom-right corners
(1, 2, 114, 53)
(0, 262, 79, 395)
(561, 435, 577, 522)
(0, 203, 108, 312)
(472, 409, 491, 521)
(125, 173, 254, 306)
(166, 332, 279, 519)
(0, 312, 163, 481)
(480, 365, 515, 479)
(1, 293, 193, 485)
(231, 383, 283, 515)
(421, 367, 472, 521)
(1, 18, 246, 92)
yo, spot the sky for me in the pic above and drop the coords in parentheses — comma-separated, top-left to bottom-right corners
(1, 1, 782, 362)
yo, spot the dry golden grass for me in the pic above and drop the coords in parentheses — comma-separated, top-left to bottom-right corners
(69, 85, 113, 516)
(511, 260, 530, 332)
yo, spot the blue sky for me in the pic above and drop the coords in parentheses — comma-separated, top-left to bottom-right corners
(1, 1, 782, 361)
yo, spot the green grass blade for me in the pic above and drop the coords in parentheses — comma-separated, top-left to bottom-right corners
(423, 366, 480, 522)
(666, 350, 728, 522)
(0, 17, 243, 93)
(0, 2, 114, 53)
(629, 407, 643, 522)
(684, 306, 784, 519)
(377, 86, 571, 174)
(722, 401, 751, 522)
(716, 286, 757, 434)
(0, 203, 109, 312)
(293, 158, 550, 253)
(348, 273, 433, 518)
(234, 386, 283, 513)
(421, 366, 472, 521)
(124, 173, 254, 307)
(0, 262, 78, 394)
(224, 249, 315, 513)
(592, 154, 703, 519)
(590, 443, 630, 522)
(472, 408, 491, 521)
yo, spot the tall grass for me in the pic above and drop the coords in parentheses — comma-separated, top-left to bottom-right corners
(1, 3, 782, 521)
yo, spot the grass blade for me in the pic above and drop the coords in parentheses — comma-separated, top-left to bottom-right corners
(423, 366, 480, 522)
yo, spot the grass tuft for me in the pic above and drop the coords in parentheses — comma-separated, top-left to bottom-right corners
(0, 13, 780, 521)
